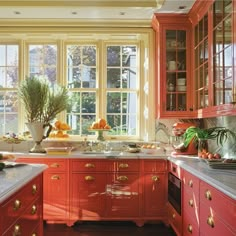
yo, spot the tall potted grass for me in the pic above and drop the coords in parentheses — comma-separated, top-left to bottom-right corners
(18, 76, 69, 153)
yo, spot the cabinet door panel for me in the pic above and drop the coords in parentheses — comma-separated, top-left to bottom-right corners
(71, 173, 107, 219)
(107, 173, 140, 217)
(143, 172, 166, 216)
(43, 172, 68, 220)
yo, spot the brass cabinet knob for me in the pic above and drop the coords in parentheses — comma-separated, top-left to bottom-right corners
(187, 224, 193, 233)
(207, 216, 214, 228)
(152, 175, 159, 182)
(172, 213, 176, 219)
(32, 234, 37, 236)
(188, 199, 194, 207)
(14, 224, 21, 235)
(31, 205, 37, 215)
(85, 175, 95, 181)
(51, 175, 60, 180)
(117, 176, 128, 181)
(119, 163, 129, 168)
(32, 184, 37, 195)
(13, 199, 21, 211)
(50, 163, 60, 168)
(205, 190, 212, 201)
(85, 163, 95, 168)
(188, 180, 193, 188)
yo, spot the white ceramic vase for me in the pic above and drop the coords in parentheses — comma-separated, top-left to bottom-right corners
(26, 122, 49, 153)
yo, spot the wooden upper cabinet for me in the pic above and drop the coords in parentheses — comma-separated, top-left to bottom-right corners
(152, 14, 195, 118)
(189, 0, 236, 117)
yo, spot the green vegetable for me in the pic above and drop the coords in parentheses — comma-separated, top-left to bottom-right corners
(0, 162, 5, 171)
(183, 126, 236, 147)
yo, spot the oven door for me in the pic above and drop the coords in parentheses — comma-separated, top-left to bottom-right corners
(168, 172, 181, 215)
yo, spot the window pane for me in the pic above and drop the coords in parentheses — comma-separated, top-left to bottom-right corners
(67, 45, 96, 89)
(0, 91, 18, 135)
(0, 45, 19, 88)
(29, 44, 57, 85)
(107, 46, 120, 66)
(67, 91, 96, 135)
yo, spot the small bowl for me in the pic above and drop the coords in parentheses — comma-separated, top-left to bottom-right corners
(141, 148, 157, 154)
(176, 85, 186, 91)
(177, 78, 186, 86)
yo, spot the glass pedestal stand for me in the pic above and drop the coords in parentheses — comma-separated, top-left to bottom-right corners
(88, 129, 111, 141)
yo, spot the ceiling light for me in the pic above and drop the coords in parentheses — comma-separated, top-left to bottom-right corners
(120, 12, 126, 16)
(71, 11, 78, 15)
(14, 11, 21, 15)
(178, 6, 186, 10)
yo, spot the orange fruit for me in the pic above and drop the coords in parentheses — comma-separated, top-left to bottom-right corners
(91, 122, 99, 129)
(104, 124, 111, 129)
(98, 118, 107, 129)
(56, 130, 64, 138)
(54, 120, 61, 129)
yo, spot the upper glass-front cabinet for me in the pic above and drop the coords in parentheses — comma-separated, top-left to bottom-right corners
(212, 0, 233, 106)
(166, 30, 187, 112)
(194, 13, 209, 109)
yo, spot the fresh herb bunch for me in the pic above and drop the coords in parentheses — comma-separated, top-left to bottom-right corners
(18, 76, 69, 125)
(183, 126, 236, 147)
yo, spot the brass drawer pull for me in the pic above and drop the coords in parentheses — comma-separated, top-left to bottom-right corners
(32, 234, 37, 236)
(188, 180, 193, 187)
(187, 224, 193, 233)
(205, 190, 212, 201)
(117, 176, 128, 181)
(85, 175, 95, 181)
(14, 224, 21, 235)
(50, 163, 60, 168)
(119, 163, 129, 168)
(13, 199, 21, 211)
(51, 175, 60, 180)
(85, 163, 95, 168)
(207, 216, 214, 228)
(152, 175, 159, 182)
(188, 199, 194, 207)
(31, 205, 37, 215)
(32, 184, 37, 195)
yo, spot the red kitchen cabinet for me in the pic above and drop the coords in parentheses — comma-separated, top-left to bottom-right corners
(182, 170, 200, 236)
(152, 14, 194, 118)
(189, 0, 236, 117)
(0, 173, 43, 236)
(16, 157, 70, 225)
(199, 181, 236, 236)
(142, 160, 167, 219)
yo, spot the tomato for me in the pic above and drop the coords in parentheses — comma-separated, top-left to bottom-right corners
(214, 153, 221, 159)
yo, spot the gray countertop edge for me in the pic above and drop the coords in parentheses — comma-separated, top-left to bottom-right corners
(0, 164, 47, 204)
(168, 157, 236, 200)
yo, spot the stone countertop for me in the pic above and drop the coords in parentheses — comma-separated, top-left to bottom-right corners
(3, 151, 236, 200)
(0, 163, 47, 203)
(168, 156, 236, 200)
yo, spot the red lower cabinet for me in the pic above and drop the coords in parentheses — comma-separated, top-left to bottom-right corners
(199, 181, 236, 236)
(0, 174, 43, 236)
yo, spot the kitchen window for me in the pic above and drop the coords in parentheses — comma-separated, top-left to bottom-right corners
(0, 30, 155, 140)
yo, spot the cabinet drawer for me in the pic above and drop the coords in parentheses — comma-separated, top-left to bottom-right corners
(182, 170, 199, 195)
(46, 159, 68, 171)
(182, 213, 199, 236)
(143, 160, 167, 172)
(1, 175, 42, 233)
(115, 160, 140, 172)
(167, 203, 182, 235)
(200, 181, 236, 231)
(71, 160, 110, 172)
(183, 191, 199, 227)
(168, 161, 182, 179)
(3, 197, 41, 236)
(200, 202, 235, 236)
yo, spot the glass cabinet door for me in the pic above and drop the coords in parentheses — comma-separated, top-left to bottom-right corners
(212, 0, 233, 106)
(194, 13, 209, 109)
(165, 30, 187, 112)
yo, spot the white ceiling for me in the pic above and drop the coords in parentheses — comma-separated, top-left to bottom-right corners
(0, 0, 196, 22)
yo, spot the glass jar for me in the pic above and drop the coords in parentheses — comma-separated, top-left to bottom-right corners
(198, 139, 208, 158)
